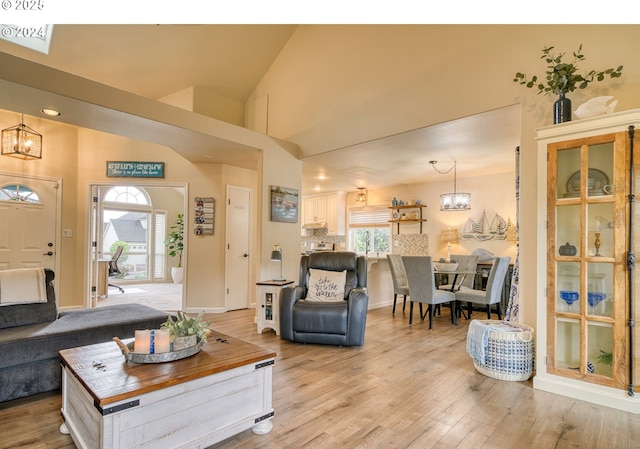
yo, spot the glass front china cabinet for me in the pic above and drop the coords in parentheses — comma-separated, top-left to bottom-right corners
(535, 109, 640, 413)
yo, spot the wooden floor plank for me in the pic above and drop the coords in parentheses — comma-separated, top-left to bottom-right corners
(1, 306, 640, 449)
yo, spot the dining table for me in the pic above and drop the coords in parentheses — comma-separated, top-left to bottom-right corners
(433, 269, 477, 323)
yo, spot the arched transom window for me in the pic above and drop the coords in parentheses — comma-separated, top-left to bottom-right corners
(104, 186, 150, 205)
(0, 183, 41, 203)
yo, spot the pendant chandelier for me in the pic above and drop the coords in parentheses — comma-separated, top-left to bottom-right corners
(429, 160, 471, 211)
(1, 115, 42, 160)
(355, 187, 367, 203)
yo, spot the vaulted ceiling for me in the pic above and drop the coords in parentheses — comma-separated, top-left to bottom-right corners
(0, 24, 518, 194)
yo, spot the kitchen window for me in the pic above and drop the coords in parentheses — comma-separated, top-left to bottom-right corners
(347, 207, 391, 256)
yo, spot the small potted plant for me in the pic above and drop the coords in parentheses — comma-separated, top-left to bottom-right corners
(597, 349, 612, 366)
(161, 311, 210, 351)
(514, 44, 623, 123)
(164, 213, 184, 284)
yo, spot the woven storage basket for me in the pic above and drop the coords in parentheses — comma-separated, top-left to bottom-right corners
(469, 320, 534, 382)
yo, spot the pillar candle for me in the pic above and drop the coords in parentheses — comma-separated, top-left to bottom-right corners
(134, 330, 151, 354)
(154, 329, 171, 353)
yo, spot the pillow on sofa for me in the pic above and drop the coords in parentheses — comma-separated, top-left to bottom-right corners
(306, 269, 346, 302)
(0, 268, 48, 305)
(0, 268, 57, 330)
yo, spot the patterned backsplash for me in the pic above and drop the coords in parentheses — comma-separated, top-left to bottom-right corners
(301, 228, 346, 252)
(391, 234, 429, 255)
(300, 228, 429, 256)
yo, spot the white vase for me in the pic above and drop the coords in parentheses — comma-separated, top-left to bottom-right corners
(171, 266, 183, 284)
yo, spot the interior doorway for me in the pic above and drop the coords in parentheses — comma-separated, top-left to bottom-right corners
(225, 185, 252, 311)
(88, 182, 186, 312)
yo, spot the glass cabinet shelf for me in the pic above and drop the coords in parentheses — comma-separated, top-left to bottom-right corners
(546, 129, 626, 389)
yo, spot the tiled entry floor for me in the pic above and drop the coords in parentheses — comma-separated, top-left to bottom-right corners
(97, 282, 182, 312)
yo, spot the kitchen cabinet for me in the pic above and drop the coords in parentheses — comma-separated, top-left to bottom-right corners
(388, 204, 426, 234)
(302, 192, 345, 235)
(535, 109, 640, 413)
(303, 195, 327, 225)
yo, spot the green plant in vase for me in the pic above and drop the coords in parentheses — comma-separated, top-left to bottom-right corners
(514, 44, 623, 123)
(164, 213, 184, 267)
(165, 213, 185, 283)
(161, 311, 210, 350)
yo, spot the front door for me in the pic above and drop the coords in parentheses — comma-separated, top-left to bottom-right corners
(0, 174, 59, 271)
(225, 185, 252, 311)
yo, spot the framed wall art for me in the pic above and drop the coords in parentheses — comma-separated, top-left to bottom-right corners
(270, 185, 298, 223)
(194, 197, 215, 235)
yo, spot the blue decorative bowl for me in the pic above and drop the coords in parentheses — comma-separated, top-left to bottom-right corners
(559, 290, 579, 305)
(588, 292, 606, 307)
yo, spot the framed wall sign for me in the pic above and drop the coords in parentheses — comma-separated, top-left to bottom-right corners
(106, 161, 164, 178)
(194, 197, 215, 235)
(270, 185, 298, 223)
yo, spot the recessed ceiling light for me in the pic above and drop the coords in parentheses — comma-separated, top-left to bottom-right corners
(41, 108, 61, 117)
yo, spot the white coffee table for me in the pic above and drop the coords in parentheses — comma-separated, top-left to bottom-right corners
(59, 331, 276, 449)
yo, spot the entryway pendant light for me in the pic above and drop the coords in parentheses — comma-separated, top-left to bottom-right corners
(1, 114, 42, 160)
(429, 160, 471, 211)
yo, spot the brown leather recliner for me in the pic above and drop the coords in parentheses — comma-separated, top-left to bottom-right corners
(279, 252, 368, 346)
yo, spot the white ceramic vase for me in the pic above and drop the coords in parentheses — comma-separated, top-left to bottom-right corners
(171, 266, 183, 284)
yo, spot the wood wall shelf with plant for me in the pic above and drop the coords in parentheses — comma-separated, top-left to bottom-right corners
(388, 204, 426, 234)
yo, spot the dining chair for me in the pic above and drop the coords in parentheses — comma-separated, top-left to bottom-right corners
(402, 256, 456, 328)
(454, 256, 511, 320)
(386, 254, 409, 314)
(437, 254, 479, 292)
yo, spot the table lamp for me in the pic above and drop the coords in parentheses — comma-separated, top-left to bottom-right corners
(270, 243, 285, 281)
(440, 227, 459, 262)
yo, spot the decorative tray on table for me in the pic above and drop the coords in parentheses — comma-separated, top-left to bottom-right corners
(112, 336, 204, 363)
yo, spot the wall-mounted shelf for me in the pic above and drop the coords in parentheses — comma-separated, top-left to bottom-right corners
(388, 204, 426, 234)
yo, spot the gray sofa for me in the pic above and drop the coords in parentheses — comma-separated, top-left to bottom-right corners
(279, 252, 368, 346)
(0, 268, 169, 403)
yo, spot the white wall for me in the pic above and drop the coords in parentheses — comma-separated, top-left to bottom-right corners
(0, 110, 80, 303)
(260, 149, 303, 286)
(347, 172, 517, 261)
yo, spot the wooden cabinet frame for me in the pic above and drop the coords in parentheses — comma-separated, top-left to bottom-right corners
(546, 132, 627, 389)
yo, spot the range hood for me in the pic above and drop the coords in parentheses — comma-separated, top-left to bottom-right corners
(302, 222, 327, 229)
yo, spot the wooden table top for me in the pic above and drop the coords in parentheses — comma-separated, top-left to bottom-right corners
(59, 330, 276, 407)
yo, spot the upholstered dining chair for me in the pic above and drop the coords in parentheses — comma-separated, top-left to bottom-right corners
(401, 256, 456, 328)
(454, 256, 511, 320)
(386, 254, 409, 314)
(437, 254, 479, 292)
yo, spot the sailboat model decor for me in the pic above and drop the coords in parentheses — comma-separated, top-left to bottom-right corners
(461, 210, 512, 241)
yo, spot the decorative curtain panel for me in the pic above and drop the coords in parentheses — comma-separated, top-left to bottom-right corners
(505, 146, 520, 321)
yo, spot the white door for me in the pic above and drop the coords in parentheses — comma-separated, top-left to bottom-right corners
(225, 185, 252, 311)
(0, 175, 60, 271)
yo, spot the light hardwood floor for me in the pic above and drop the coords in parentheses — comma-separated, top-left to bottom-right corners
(1, 306, 639, 449)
